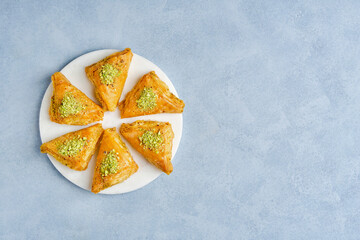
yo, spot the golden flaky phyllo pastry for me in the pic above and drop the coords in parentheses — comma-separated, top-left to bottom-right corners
(85, 48, 133, 111)
(49, 72, 104, 125)
(119, 71, 185, 118)
(40, 124, 103, 171)
(120, 121, 174, 175)
(92, 128, 138, 194)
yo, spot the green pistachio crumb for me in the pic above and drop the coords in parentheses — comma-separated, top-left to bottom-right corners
(100, 149, 119, 177)
(58, 135, 87, 157)
(59, 92, 85, 118)
(99, 63, 121, 85)
(136, 87, 157, 111)
(139, 130, 163, 153)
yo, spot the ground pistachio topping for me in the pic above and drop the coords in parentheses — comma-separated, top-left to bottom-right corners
(100, 149, 119, 177)
(136, 87, 157, 111)
(99, 63, 121, 85)
(59, 92, 85, 118)
(58, 136, 87, 157)
(139, 130, 163, 153)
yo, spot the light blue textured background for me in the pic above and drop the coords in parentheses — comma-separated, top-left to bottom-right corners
(1, 0, 360, 239)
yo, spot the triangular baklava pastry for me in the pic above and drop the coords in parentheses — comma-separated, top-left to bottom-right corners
(119, 71, 185, 118)
(49, 72, 104, 125)
(40, 123, 103, 171)
(92, 128, 138, 194)
(85, 48, 133, 111)
(120, 120, 174, 175)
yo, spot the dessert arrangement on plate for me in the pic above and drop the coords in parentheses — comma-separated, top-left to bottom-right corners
(40, 48, 185, 194)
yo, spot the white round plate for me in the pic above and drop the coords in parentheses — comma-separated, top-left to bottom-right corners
(39, 49, 183, 194)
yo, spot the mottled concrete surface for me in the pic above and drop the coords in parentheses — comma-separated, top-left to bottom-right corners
(1, 0, 360, 239)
